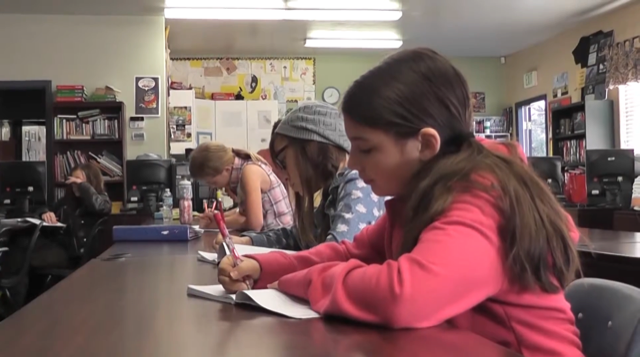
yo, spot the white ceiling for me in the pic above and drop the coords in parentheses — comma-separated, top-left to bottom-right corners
(0, 0, 635, 56)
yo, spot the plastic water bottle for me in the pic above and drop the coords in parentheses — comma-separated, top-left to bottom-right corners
(162, 188, 173, 223)
(178, 179, 193, 224)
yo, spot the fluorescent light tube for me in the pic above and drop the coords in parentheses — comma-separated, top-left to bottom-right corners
(305, 39, 403, 49)
(308, 30, 400, 40)
(287, 0, 400, 10)
(164, 8, 402, 21)
(165, 0, 285, 8)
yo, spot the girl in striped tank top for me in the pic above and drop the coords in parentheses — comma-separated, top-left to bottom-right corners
(189, 142, 294, 233)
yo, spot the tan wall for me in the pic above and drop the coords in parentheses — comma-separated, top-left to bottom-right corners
(505, 2, 640, 147)
(0, 14, 168, 159)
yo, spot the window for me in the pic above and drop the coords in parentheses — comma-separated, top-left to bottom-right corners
(619, 82, 640, 153)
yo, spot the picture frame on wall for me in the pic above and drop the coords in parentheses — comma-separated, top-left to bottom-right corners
(134, 75, 161, 117)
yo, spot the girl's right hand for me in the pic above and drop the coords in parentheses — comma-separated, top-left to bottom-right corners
(218, 255, 261, 293)
(41, 212, 58, 224)
(199, 211, 217, 229)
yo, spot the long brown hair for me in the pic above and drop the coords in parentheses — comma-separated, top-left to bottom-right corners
(341, 47, 580, 293)
(270, 135, 347, 246)
(63, 163, 106, 212)
(71, 163, 105, 194)
(189, 141, 267, 180)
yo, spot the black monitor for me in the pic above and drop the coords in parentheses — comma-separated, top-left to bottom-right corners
(528, 156, 564, 196)
(0, 161, 47, 217)
(586, 149, 635, 208)
(124, 159, 175, 213)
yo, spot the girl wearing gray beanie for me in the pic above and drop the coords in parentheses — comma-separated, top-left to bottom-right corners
(233, 101, 385, 250)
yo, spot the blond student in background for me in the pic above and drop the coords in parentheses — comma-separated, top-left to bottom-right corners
(189, 142, 293, 233)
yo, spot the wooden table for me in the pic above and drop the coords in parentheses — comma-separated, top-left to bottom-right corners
(565, 207, 640, 232)
(577, 228, 640, 288)
(0, 253, 521, 357)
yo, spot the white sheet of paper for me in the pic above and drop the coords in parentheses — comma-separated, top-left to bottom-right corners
(215, 101, 248, 149)
(187, 284, 319, 319)
(194, 99, 215, 131)
(247, 100, 278, 152)
(171, 61, 190, 84)
(196, 245, 295, 265)
(238, 289, 320, 319)
(284, 81, 304, 101)
(188, 67, 206, 88)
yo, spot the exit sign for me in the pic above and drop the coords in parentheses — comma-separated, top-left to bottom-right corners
(523, 71, 538, 89)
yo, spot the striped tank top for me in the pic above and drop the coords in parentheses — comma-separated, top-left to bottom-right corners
(228, 157, 294, 231)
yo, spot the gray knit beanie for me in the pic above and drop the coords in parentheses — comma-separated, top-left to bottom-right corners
(275, 101, 351, 152)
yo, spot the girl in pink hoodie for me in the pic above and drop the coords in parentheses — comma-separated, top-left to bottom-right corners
(218, 48, 584, 357)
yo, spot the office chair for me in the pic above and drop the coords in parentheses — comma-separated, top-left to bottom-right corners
(0, 221, 43, 318)
(528, 156, 564, 196)
(34, 216, 108, 291)
(565, 278, 640, 357)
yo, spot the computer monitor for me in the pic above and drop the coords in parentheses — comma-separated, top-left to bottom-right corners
(586, 149, 635, 208)
(0, 161, 47, 217)
(124, 159, 175, 213)
(528, 156, 564, 196)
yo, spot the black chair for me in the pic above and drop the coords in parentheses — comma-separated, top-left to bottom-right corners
(0, 221, 43, 317)
(528, 156, 564, 196)
(565, 278, 640, 357)
(35, 216, 108, 289)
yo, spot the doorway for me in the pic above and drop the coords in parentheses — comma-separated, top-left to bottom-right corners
(515, 95, 548, 156)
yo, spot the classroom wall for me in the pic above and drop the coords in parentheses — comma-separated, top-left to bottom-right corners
(504, 2, 640, 146)
(0, 14, 167, 159)
(172, 53, 508, 116)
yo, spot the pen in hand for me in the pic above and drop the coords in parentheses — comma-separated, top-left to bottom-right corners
(214, 211, 252, 290)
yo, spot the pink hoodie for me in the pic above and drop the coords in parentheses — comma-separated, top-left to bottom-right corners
(247, 139, 583, 357)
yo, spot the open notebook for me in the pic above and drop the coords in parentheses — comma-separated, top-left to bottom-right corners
(187, 284, 319, 319)
(1, 218, 65, 228)
(197, 245, 295, 265)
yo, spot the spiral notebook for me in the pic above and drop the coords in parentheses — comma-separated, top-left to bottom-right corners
(197, 245, 295, 265)
(187, 284, 319, 319)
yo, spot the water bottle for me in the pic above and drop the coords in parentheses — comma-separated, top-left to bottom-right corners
(162, 188, 173, 223)
(178, 179, 193, 224)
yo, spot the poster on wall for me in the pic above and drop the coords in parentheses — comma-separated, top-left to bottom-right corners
(169, 106, 192, 143)
(471, 92, 486, 113)
(170, 57, 316, 103)
(552, 72, 569, 98)
(134, 76, 161, 117)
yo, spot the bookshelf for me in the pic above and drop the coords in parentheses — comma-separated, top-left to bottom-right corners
(473, 115, 511, 142)
(0, 81, 52, 163)
(47, 101, 126, 206)
(550, 100, 614, 169)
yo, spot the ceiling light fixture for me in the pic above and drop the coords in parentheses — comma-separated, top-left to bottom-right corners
(165, 0, 285, 8)
(164, 8, 402, 21)
(308, 30, 401, 40)
(305, 39, 403, 49)
(286, 0, 400, 10)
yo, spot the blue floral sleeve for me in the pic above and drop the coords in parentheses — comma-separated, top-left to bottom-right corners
(326, 172, 385, 243)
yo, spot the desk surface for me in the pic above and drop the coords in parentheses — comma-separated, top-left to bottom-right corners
(578, 228, 640, 244)
(0, 254, 520, 357)
(577, 228, 640, 258)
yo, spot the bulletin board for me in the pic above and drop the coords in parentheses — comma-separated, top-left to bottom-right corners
(170, 57, 316, 103)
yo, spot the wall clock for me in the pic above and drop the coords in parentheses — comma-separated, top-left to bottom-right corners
(322, 87, 341, 105)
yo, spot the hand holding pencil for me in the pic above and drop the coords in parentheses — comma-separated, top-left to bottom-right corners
(199, 201, 218, 229)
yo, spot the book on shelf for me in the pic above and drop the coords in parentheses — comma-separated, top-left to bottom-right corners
(55, 85, 87, 102)
(54, 150, 123, 183)
(560, 138, 586, 165)
(54, 110, 120, 140)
